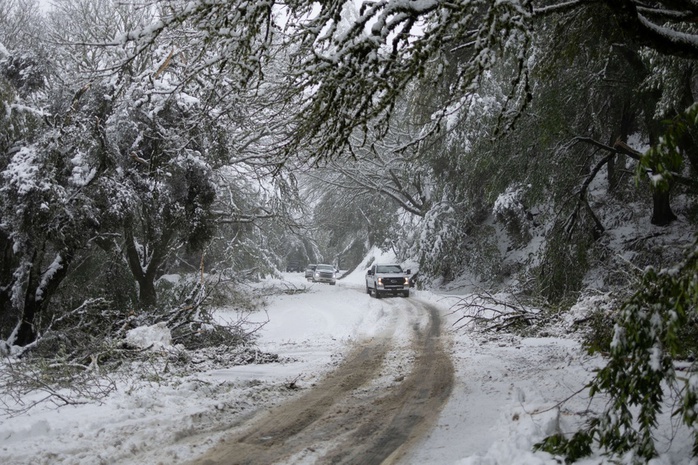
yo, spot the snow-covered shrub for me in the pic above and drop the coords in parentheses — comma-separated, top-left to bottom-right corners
(465, 223, 506, 283)
(413, 196, 503, 285)
(534, 235, 591, 304)
(53, 247, 138, 317)
(579, 305, 616, 355)
(493, 184, 533, 248)
(1, 52, 46, 96)
(537, 239, 698, 461)
(414, 200, 467, 283)
(0, 269, 273, 414)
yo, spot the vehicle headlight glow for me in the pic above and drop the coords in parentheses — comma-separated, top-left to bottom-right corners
(377, 278, 383, 285)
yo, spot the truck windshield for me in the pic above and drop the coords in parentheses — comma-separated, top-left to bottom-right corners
(376, 265, 403, 273)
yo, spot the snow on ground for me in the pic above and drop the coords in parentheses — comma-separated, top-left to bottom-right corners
(0, 258, 695, 464)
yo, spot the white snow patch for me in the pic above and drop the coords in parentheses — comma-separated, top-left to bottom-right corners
(125, 322, 172, 350)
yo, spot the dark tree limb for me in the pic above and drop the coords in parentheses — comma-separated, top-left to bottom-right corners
(564, 151, 615, 240)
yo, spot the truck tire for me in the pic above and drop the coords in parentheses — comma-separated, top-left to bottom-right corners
(374, 286, 382, 299)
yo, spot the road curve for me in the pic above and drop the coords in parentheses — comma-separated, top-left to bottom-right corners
(186, 298, 454, 465)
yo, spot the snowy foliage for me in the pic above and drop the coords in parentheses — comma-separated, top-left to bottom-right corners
(538, 241, 698, 461)
(493, 184, 533, 247)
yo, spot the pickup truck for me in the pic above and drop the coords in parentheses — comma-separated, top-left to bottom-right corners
(365, 263, 411, 298)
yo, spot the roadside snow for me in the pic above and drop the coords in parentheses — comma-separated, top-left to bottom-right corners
(0, 266, 695, 464)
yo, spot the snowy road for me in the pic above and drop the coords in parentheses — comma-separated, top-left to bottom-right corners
(187, 291, 454, 465)
(2, 265, 627, 465)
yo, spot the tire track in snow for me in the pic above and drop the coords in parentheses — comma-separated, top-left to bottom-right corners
(186, 297, 453, 465)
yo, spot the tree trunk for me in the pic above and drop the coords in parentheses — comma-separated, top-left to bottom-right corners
(124, 224, 154, 309)
(651, 188, 677, 226)
(646, 113, 678, 227)
(14, 255, 41, 346)
(136, 274, 158, 309)
(608, 103, 634, 193)
(124, 223, 175, 309)
(607, 153, 621, 192)
(15, 248, 72, 346)
(0, 231, 18, 336)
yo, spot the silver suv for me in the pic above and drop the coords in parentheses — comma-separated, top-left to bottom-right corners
(312, 264, 337, 285)
(304, 264, 317, 280)
(365, 264, 410, 298)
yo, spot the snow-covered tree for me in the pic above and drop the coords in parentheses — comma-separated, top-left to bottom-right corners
(0, 1, 75, 348)
(41, 0, 303, 307)
(0, 0, 303, 348)
(111, 1, 698, 158)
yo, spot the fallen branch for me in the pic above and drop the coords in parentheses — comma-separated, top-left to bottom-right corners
(450, 290, 543, 332)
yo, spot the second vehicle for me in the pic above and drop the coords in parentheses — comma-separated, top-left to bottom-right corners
(304, 264, 317, 280)
(312, 264, 337, 285)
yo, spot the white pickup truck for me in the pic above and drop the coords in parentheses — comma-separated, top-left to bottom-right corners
(365, 263, 411, 298)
